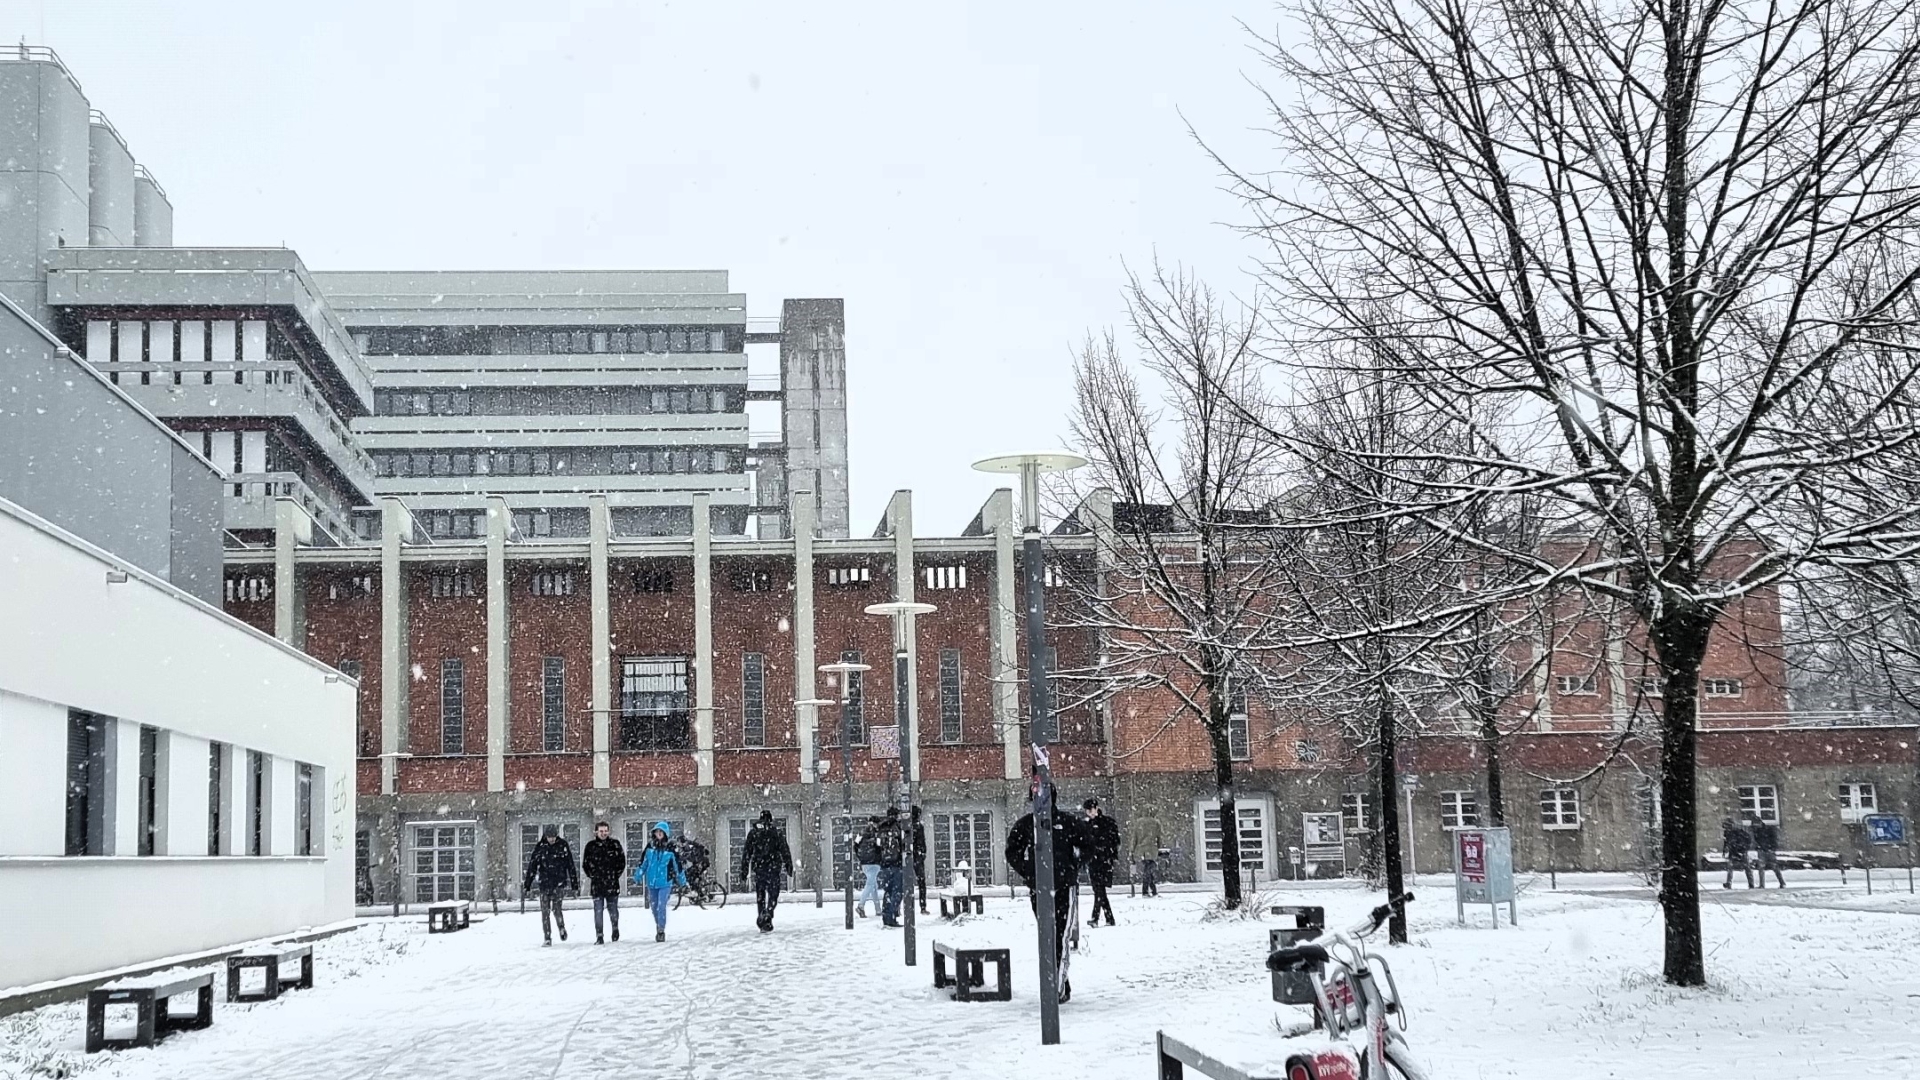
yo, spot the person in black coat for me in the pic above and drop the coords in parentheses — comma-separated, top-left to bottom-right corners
(581, 821, 626, 944)
(1081, 798, 1121, 927)
(738, 810, 794, 931)
(523, 826, 581, 945)
(1721, 818, 1754, 889)
(876, 806, 909, 928)
(911, 805, 930, 916)
(1749, 817, 1785, 888)
(1006, 779, 1089, 1001)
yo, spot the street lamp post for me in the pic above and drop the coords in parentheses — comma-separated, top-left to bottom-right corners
(819, 660, 871, 930)
(867, 600, 938, 967)
(974, 451, 1087, 1046)
(796, 708, 838, 908)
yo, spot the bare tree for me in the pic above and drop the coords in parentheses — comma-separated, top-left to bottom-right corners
(1056, 264, 1286, 910)
(1231, 0, 1920, 984)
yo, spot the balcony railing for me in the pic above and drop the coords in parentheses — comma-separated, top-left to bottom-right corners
(225, 472, 356, 542)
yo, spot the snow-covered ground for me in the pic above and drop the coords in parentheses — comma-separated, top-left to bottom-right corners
(6, 876, 1919, 1079)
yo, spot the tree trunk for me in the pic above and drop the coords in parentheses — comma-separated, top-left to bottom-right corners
(1376, 689, 1407, 943)
(1210, 713, 1244, 909)
(1480, 704, 1505, 827)
(1653, 606, 1714, 987)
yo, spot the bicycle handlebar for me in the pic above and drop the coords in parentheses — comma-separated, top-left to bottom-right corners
(1353, 891, 1414, 937)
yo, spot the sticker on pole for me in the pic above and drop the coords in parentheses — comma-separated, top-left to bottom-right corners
(868, 725, 900, 760)
(1864, 814, 1907, 845)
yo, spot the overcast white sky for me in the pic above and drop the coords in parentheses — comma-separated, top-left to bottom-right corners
(7, 0, 1282, 533)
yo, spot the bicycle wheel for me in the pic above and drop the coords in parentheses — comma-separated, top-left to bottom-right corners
(1381, 1045, 1431, 1080)
(672, 886, 687, 911)
(708, 882, 728, 909)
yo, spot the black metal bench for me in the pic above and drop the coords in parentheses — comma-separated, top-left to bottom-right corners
(937, 891, 986, 918)
(226, 943, 314, 1002)
(86, 969, 215, 1052)
(427, 899, 472, 933)
(1156, 1032, 1354, 1080)
(930, 940, 1010, 1002)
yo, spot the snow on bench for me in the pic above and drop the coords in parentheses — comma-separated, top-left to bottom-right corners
(226, 942, 314, 1002)
(1155, 1029, 1358, 1080)
(427, 899, 472, 933)
(937, 890, 985, 918)
(86, 967, 216, 1053)
(930, 939, 1010, 1002)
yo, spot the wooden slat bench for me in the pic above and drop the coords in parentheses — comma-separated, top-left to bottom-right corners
(226, 942, 315, 1002)
(427, 899, 472, 933)
(937, 891, 985, 918)
(85, 969, 215, 1053)
(931, 940, 1010, 1002)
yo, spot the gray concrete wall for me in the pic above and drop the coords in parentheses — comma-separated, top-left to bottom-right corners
(133, 172, 173, 247)
(0, 296, 221, 599)
(86, 120, 134, 247)
(0, 58, 91, 321)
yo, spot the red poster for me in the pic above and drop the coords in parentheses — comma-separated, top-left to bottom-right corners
(1459, 831, 1487, 883)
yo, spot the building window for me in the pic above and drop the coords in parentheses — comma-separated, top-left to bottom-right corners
(1439, 790, 1480, 830)
(931, 812, 997, 888)
(923, 565, 968, 590)
(1341, 791, 1372, 835)
(531, 571, 575, 597)
(247, 750, 266, 856)
(1043, 563, 1066, 588)
(1556, 673, 1598, 695)
(1703, 678, 1744, 698)
(1838, 783, 1878, 822)
(412, 823, 477, 902)
(1636, 676, 1665, 698)
(729, 566, 775, 592)
(296, 763, 316, 856)
(137, 726, 160, 857)
(826, 565, 871, 588)
(742, 653, 767, 748)
(429, 571, 477, 598)
(1738, 784, 1780, 824)
(208, 742, 225, 855)
(1227, 709, 1251, 761)
(619, 657, 693, 751)
(841, 650, 866, 745)
(225, 575, 273, 603)
(633, 565, 675, 593)
(1539, 788, 1581, 830)
(1201, 803, 1268, 875)
(939, 649, 963, 743)
(441, 659, 466, 754)
(326, 576, 375, 601)
(542, 657, 566, 753)
(66, 712, 111, 856)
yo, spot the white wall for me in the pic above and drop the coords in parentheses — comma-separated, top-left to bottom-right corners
(0, 498, 356, 990)
(0, 691, 69, 856)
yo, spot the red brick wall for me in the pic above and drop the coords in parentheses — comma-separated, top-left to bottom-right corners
(406, 563, 487, 776)
(506, 561, 593, 755)
(222, 568, 275, 635)
(608, 557, 697, 787)
(301, 565, 382, 785)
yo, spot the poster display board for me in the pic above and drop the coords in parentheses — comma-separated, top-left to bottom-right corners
(1452, 827, 1516, 927)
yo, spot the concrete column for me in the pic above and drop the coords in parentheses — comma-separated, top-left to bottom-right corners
(590, 496, 612, 789)
(888, 490, 923, 783)
(692, 494, 715, 786)
(792, 490, 818, 784)
(272, 498, 311, 646)
(486, 496, 509, 793)
(380, 499, 409, 796)
(985, 489, 1022, 780)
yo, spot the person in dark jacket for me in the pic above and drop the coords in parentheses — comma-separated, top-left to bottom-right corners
(523, 826, 580, 946)
(1721, 817, 1754, 889)
(1007, 778, 1088, 1001)
(1082, 798, 1121, 927)
(738, 810, 794, 931)
(911, 805, 930, 916)
(876, 806, 909, 928)
(1750, 817, 1785, 888)
(854, 818, 883, 918)
(581, 821, 626, 944)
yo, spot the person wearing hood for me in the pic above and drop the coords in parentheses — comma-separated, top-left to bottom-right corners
(523, 825, 580, 947)
(1006, 775, 1089, 1001)
(633, 820, 689, 941)
(1082, 798, 1121, 927)
(738, 809, 794, 932)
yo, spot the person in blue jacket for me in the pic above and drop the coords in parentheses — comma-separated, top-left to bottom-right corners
(632, 820, 689, 941)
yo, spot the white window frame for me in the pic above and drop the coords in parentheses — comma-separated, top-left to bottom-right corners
(1341, 791, 1372, 835)
(1195, 796, 1274, 883)
(1227, 710, 1251, 761)
(1556, 673, 1598, 696)
(1539, 788, 1581, 830)
(1737, 784, 1780, 825)
(1703, 678, 1744, 698)
(1439, 790, 1480, 830)
(1838, 782, 1878, 823)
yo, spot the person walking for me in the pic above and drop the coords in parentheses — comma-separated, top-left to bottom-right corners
(1082, 798, 1121, 927)
(1750, 816, 1786, 888)
(911, 805, 930, 916)
(854, 817, 883, 918)
(739, 810, 794, 932)
(522, 826, 579, 947)
(632, 821, 688, 941)
(1128, 812, 1163, 897)
(877, 806, 909, 928)
(581, 821, 626, 944)
(1721, 817, 1755, 889)
(1007, 776, 1089, 1002)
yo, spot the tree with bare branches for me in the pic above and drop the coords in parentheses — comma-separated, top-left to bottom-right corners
(1231, 0, 1920, 984)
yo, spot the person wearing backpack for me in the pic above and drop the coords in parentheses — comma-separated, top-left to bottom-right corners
(853, 817, 883, 918)
(632, 821, 689, 941)
(738, 810, 794, 932)
(876, 806, 909, 928)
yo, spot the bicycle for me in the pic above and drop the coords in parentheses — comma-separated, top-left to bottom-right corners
(672, 869, 729, 910)
(1266, 892, 1428, 1080)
